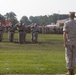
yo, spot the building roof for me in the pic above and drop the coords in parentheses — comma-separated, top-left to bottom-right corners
(56, 18, 69, 25)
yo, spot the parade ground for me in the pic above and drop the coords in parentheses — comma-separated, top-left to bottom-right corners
(0, 33, 66, 74)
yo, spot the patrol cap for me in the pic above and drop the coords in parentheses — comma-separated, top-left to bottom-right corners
(69, 12, 75, 17)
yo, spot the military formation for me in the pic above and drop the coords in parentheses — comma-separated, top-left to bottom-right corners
(0, 12, 76, 75)
(0, 21, 39, 44)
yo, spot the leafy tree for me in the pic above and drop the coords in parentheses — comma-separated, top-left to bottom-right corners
(4, 12, 17, 20)
(20, 16, 31, 25)
(29, 16, 39, 24)
(4, 12, 18, 25)
(0, 14, 5, 21)
(22, 13, 69, 26)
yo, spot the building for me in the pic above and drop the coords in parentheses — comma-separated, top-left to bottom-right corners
(56, 18, 69, 28)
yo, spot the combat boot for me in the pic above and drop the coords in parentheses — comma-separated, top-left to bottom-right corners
(66, 69, 74, 75)
(71, 69, 74, 75)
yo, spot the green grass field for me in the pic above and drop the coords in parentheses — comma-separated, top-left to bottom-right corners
(0, 33, 66, 74)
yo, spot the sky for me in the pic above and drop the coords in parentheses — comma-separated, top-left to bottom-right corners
(0, 0, 76, 20)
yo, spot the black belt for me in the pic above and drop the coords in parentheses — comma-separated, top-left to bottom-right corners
(19, 30, 24, 32)
(34, 31, 38, 32)
(0, 30, 3, 31)
(10, 31, 14, 32)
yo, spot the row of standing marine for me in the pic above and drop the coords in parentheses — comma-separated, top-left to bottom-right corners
(0, 21, 39, 44)
(7, 21, 26, 44)
(0, 21, 26, 44)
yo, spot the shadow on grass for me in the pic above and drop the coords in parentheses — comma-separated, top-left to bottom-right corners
(14, 41, 56, 45)
(2, 38, 58, 45)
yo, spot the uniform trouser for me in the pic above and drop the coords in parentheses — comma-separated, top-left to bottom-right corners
(32, 32, 38, 42)
(0, 31, 3, 42)
(65, 45, 76, 69)
(8, 31, 14, 42)
(18, 32, 26, 44)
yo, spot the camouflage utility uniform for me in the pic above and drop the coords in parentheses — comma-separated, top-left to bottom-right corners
(8, 25, 16, 42)
(63, 19, 76, 69)
(31, 24, 39, 42)
(17, 22, 26, 44)
(0, 22, 4, 42)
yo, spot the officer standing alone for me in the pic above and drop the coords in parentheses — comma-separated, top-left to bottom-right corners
(63, 12, 76, 75)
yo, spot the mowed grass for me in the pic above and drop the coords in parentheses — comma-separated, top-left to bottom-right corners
(0, 32, 66, 74)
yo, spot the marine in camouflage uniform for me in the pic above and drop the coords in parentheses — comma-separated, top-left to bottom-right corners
(31, 23, 39, 43)
(63, 12, 76, 75)
(0, 22, 4, 42)
(8, 22, 16, 42)
(17, 21, 26, 44)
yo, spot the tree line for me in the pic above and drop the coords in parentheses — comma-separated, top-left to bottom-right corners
(0, 12, 68, 26)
